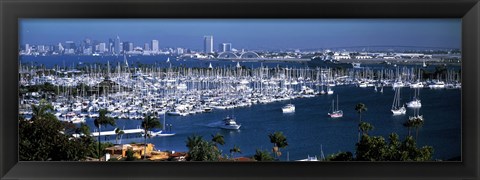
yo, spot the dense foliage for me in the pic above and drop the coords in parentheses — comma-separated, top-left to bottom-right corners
(19, 100, 98, 161)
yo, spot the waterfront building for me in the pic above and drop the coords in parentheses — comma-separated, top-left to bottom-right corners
(114, 36, 121, 55)
(204, 35, 214, 53)
(108, 38, 114, 53)
(332, 52, 351, 61)
(152, 40, 159, 53)
(220, 43, 232, 52)
(98, 43, 106, 53)
(355, 55, 373, 59)
(177, 47, 184, 55)
(144, 43, 150, 51)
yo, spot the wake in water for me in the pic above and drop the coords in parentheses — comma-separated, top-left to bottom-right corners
(205, 121, 224, 128)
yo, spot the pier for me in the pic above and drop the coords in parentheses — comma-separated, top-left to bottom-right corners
(72, 127, 143, 138)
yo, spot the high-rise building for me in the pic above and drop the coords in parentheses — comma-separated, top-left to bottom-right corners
(176, 48, 184, 55)
(25, 44, 30, 51)
(204, 36, 214, 53)
(114, 36, 121, 55)
(221, 43, 232, 52)
(144, 43, 150, 51)
(99, 43, 106, 53)
(108, 38, 114, 53)
(123, 41, 130, 53)
(151, 40, 159, 53)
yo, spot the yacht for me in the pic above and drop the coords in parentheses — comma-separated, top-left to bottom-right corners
(429, 81, 446, 89)
(219, 116, 241, 130)
(352, 62, 361, 69)
(328, 95, 343, 118)
(406, 88, 422, 108)
(297, 155, 319, 161)
(282, 104, 295, 113)
(391, 87, 406, 115)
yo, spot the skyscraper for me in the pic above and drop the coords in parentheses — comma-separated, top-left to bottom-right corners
(114, 35, 121, 55)
(144, 43, 150, 51)
(221, 43, 232, 52)
(204, 36, 214, 53)
(98, 43, 106, 53)
(151, 40, 159, 53)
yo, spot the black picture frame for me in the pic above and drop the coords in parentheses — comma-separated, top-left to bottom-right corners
(1, 0, 479, 179)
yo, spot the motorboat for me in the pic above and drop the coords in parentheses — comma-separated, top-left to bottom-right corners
(219, 116, 241, 130)
(282, 104, 295, 113)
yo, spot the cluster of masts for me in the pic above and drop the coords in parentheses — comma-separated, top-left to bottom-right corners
(19, 60, 460, 125)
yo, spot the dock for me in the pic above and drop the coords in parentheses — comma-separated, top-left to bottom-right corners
(72, 127, 143, 138)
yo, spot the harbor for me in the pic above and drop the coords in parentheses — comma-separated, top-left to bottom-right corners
(19, 55, 461, 161)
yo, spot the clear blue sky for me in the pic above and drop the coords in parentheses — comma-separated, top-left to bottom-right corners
(19, 19, 461, 50)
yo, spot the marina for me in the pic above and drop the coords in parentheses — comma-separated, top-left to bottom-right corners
(19, 55, 461, 161)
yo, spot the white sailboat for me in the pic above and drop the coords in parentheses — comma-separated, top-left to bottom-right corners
(391, 87, 406, 115)
(406, 88, 422, 108)
(328, 95, 343, 118)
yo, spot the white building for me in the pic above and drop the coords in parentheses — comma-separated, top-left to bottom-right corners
(355, 55, 373, 59)
(151, 40, 159, 53)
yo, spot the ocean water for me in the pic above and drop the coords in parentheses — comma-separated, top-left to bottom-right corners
(83, 86, 461, 161)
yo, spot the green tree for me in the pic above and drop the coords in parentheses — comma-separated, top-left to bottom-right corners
(355, 103, 368, 142)
(211, 133, 225, 146)
(229, 145, 242, 160)
(403, 120, 414, 137)
(327, 152, 353, 161)
(354, 103, 368, 122)
(141, 114, 161, 160)
(125, 148, 136, 161)
(253, 149, 274, 161)
(185, 135, 221, 161)
(114, 128, 125, 144)
(359, 121, 374, 135)
(268, 131, 288, 159)
(186, 135, 203, 150)
(19, 102, 94, 161)
(94, 109, 116, 161)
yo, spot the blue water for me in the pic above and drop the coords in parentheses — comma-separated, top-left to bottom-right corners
(84, 86, 461, 161)
(19, 55, 310, 69)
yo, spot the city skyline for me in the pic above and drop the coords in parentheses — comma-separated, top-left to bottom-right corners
(20, 19, 461, 50)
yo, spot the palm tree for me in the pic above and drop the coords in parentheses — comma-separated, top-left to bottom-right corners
(355, 103, 368, 122)
(411, 117, 424, 140)
(186, 135, 203, 150)
(253, 149, 274, 161)
(31, 99, 54, 121)
(359, 121, 374, 136)
(229, 145, 242, 161)
(355, 103, 367, 142)
(94, 109, 115, 161)
(403, 119, 414, 137)
(141, 114, 161, 160)
(211, 133, 225, 146)
(114, 128, 124, 144)
(268, 131, 288, 159)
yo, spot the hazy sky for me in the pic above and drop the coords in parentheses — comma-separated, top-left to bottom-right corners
(19, 19, 461, 50)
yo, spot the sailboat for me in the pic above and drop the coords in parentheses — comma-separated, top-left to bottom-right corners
(328, 95, 343, 118)
(422, 59, 427, 67)
(147, 114, 176, 137)
(236, 61, 241, 68)
(166, 57, 170, 63)
(208, 62, 213, 69)
(406, 88, 422, 108)
(391, 87, 406, 115)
